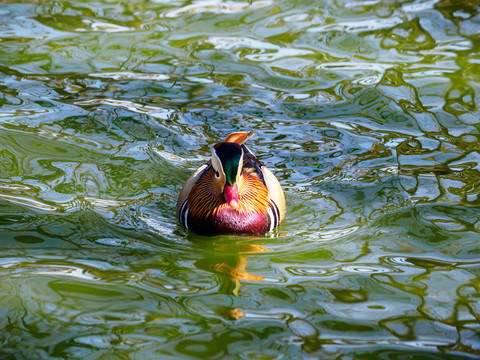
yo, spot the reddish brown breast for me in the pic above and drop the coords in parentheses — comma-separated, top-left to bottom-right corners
(188, 207, 269, 235)
(186, 169, 271, 235)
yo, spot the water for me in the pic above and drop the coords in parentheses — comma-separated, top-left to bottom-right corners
(0, 0, 479, 358)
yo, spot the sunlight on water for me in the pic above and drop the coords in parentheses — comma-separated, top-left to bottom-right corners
(0, 0, 479, 359)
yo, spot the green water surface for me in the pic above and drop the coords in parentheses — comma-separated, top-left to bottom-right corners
(0, 0, 480, 359)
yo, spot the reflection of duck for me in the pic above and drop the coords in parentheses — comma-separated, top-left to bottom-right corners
(177, 131, 285, 235)
(194, 241, 270, 305)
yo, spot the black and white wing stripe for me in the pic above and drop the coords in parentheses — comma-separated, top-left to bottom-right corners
(266, 200, 281, 231)
(178, 199, 189, 229)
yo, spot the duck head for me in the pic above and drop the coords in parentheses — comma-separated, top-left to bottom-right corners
(211, 141, 243, 209)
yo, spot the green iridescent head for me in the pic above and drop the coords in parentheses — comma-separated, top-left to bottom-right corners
(212, 142, 243, 186)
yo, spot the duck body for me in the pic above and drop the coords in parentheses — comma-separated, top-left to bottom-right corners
(177, 131, 285, 235)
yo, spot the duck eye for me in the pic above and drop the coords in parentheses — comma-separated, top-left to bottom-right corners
(215, 171, 220, 178)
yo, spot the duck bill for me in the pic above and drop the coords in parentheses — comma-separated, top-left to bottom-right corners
(224, 184, 239, 209)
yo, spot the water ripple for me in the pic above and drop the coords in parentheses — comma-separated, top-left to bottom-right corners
(163, 0, 273, 18)
(75, 99, 173, 120)
(309, 17, 404, 33)
(0, 0, 479, 359)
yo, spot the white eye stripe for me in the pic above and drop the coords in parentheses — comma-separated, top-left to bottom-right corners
(211, 148, 225, 179)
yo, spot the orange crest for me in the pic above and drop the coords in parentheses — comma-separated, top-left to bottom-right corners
(224, 131, 256, 145)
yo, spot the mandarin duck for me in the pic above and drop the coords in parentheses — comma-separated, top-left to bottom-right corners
(176, 131, 285, 235)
